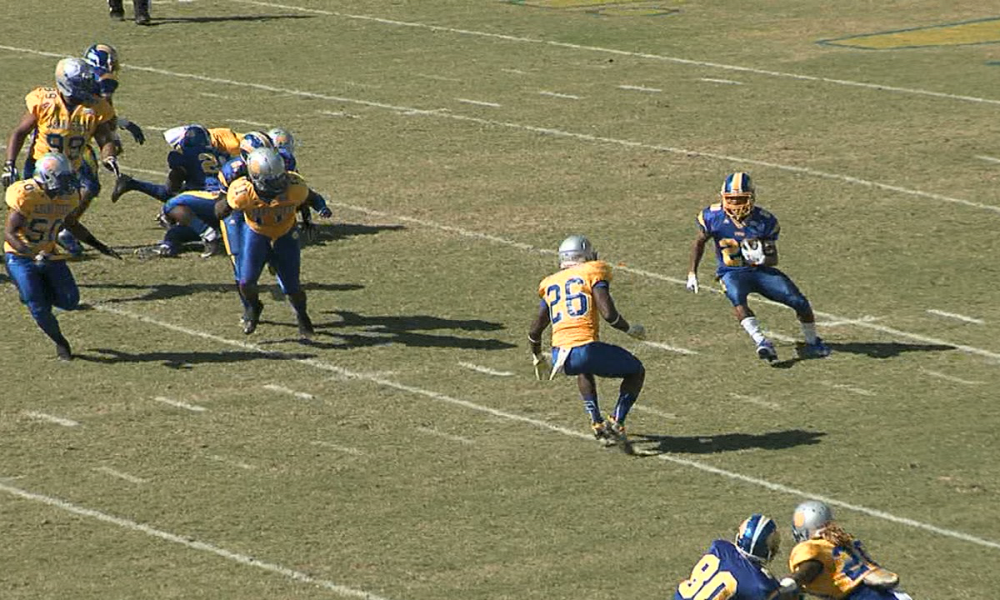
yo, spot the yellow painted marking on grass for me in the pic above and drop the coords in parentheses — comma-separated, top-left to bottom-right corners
(827, 18, 1000, 49)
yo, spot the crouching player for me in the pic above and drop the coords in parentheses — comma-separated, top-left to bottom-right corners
(675, 515, 801, 600)
(775, 501, 913, 600)
(528, 235, 646, 453)
(4, 154, 120, 360)
(215, 148, 314, 337)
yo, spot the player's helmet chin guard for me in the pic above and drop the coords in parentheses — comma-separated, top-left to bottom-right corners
(558, 235, 597, 268)
(735, 514, 780, 564)
(33, 153, 78, 196)
(267, 128, 295, 154)
(239, 131, 274, 159)
(83, 43, 120, 74)
(247, 148, 288, 198)
(181, 124, 211, 149)
(720, 171, 755, 222)
(792, 500, 834, 543)
(55, 57, 99, 105)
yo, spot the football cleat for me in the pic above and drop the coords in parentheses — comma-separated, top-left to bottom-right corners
(55, 337, 73, 361)
(135, 243, 176, 260)
(240, 300, 264, 326)
(720, 172, 755, 223)
(242, 302, 262, 335)
(110, 173, 133, 203)
(557, 235, 598, 268)
(756, 339, 778, 363)
(591, 421, 613, 447)
(200, 237, 222, 258)
(108, 0, 125, 20)
(605, 416, 634, 455)
(800, 338, 832, 359)
(296, 312, 315, 339)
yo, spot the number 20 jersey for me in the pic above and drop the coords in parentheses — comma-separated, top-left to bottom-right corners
(675, 540, 780, 600)
(697, 204, 780, 276)
(537, 260, 612, 350)
(25, 87, 116, 170)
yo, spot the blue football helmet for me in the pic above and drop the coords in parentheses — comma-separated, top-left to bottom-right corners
(246, 148, 288, 197)
(55, 57, 99, 105)
(720, 172, 755, 222)
(735, 514, 780, 564)
(33, 153, 78, 196)
(83, 43, 119, 75)
(267, 127, 295, 154)
(180, 124, 211, 149)
(557, 235, 597, 268)
(239, 131, 274, 159)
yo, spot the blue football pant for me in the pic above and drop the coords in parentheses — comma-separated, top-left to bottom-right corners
(239, 227, 301, 295)
(5, 253, 79, 344)
(720, 267, 811, 314)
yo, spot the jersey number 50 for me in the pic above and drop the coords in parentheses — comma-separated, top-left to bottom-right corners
(677, 554, 738, 600)
(545, 277, 589, 324)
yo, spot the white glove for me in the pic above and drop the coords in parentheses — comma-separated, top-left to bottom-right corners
(686, 272, 699, 294)
(740, 238, 767, 266)
(777, 577, 799, 597)
(532, 352, 549, 381)
(626, 323, 646, 340)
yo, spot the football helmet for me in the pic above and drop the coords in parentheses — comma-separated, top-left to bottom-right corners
(558, 235, 597, 268)
(33, 153, 78, 196)
(83, 43, 120, 74)
(735, 514, 780, 563)
(239, 131, 274, 159)
(792, 500, 834, 542)
(180, 124, 211, 149)
(267, 127, 295, 154)
(720, 171, 755, 222)
(246, 148, 288, 197)
(55, 57, 99, 105)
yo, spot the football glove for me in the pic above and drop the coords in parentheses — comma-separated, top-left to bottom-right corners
(626, 323, 646, 340)
(740, 238, 767, 266)
(318, 206, 333, 219)
(685, 272, 699, 294)
(102, 156, 121, 178)
(119, 118, 146, 145)
(532, 352, 549, 381)
(301, 221, 319, 244)
(2, 161, 17, 188)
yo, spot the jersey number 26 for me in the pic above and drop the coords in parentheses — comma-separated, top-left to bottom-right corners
(545, 277, 589, 324)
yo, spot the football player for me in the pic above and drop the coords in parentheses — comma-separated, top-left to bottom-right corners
(82, 44, 146, 146)
(686, 173, 830, 364)
(3, 58, 121, 257)
(775, 501, 912, 600)
(215, 148, 314, 337)
(528, 235, 646, 452)
(675, 514, 800, 600)
(107, 0, 150, 25)
(265, 127, 333, 241)
(4, 154, 120, 360)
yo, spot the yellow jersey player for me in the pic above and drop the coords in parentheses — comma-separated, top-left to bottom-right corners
(215, 147, 313, 337)
(775, 501, 913, 600)
(3, 58, 121, 257)
(4, 153, 120, 359)
(528, 235, 647, 453)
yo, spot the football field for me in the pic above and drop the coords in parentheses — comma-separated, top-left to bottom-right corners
(1, 1, 999, 598)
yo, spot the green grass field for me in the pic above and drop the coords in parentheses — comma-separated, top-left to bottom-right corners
(2, 1, 999, 598)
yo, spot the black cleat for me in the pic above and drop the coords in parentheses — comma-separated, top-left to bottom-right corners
(110, 174, 133, 203)
(200, 237, 222, 258)
(133, 0, 151, 24)
(55, 338, 73, 361)
(109, 0, 125, 20)
(242, 301, 263, 335)
(296, 312, 315, 339)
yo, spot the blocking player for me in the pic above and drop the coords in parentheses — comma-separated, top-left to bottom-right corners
(674, 515, 799, 600)
(82, 43, 146, 147)
(775, 501, 912, 600)
(2, 58, 121, 256)
(215, 148, 314, 337)
(686, 172, 830, 364)
(528, 235, 646, 452)
(4, 154, 120, 360)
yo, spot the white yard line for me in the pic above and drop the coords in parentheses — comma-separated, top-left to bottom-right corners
(416, 426, 475, 445)
(921, 369, 983, 386)
(263, 383, 315, 400)
(91, 304, 1000, 551)
(232, 0, 1000, 108)
(455, 98, 501, 108)
(24, 411, 79, 427)
(975, 155, 1000, 164)
(818, 315, 882, 327)
(617, 84, 662, 93)
(153, 396, 207, 413)
(699, 78, 743, 85)
(227, 118, 271, 128)
(819, 381, 876, 397)
(199, 92, 231, 99)
(501, 68, 527, 75)
(318, 110, 360, 119)
(0, 482, 396, 600)
(641, 340, 698, 355)
(633, 405, 678, 420)
(729, 393, 780, 410)
(94, 466, 147, 485)
(763, 330, 799, 344)
(458, 362, 514, 377)
(537, 90, 581, 100)
(124, 166, 164, 177)
(926, 309, 984, 325)
(311, 441, 365, 456)
(415, 73, 461, 82)
(207, 455, 254, 471)
(142, 125, 167, 132)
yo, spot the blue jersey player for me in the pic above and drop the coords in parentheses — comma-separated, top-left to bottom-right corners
(687, 173, 830, 363)
(675, 515, 798, 600)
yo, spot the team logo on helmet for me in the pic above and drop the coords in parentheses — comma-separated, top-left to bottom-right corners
(83, 43, 120, 74)
(239, 131, 274, 159)
(267, 128, 295, 154)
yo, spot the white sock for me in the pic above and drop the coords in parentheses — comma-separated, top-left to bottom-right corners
(740, 317, 767, 345)
(201, 228, 219, 242)
(801, 321, 818, 344)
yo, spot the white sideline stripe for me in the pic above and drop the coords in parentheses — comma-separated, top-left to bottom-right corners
(227, 118, 271, 128)
(415, 73, 461, 82)
(3, 46, 997, 216)
(416, 427, 474, 445)
(92, 304, 1000, 551)
(455, 98, 501, 108)
(199, 92, 230, 99)
(926, 309, 984, 325)
(0, 482, 395, 600)
(633, 405, 678, 420)
(458, 362, 514, 377)
(311, 441, 364, 456)
(820, 381, 876, 397)
(699, 78, 743, 85)
(921, 369, 983, 386)
(94, 466, 147, 485)
(538, 90, 581, 100)
(153, 396, 207, 413)
(730, 393, 780, 410)
(208, 455, 254, 471)
(617, 84, 662, 93)
(319, 110, 360, 119)
(975, 155, 1000, 164)
(232, 0, 1000, 108)
(641, 340, 699, 355)
(263, 383, 315, 400)
(327, 202, 1000, 362)
(24, 411, 79, 427)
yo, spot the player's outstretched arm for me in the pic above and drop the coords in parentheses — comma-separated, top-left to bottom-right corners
(65, 214, 121, 260)
(3, 113, 36, 187)
(593, 285, 645, 339)
(527, 301, 551, 380)
(95, 122, 121, 177)
(4, 210, 32, 255)
(687, 229, 709, 293)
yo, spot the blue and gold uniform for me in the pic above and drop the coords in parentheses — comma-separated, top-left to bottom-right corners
(209, 127, 242, 159)
(675, 540, 780, 600)
(789, 538, 906, 600)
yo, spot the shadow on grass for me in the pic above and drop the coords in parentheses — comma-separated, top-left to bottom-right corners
(145, 14, 316, 26)
(79, 281, 363, 303)
(632, 429, 826, 456)
(76, 347, 315, 369)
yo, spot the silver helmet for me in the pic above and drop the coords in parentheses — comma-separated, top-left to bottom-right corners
(33, 152, 78, 196)
(792, 500, 834, 542)
(558, 235, 597, 268)
(246, 147, 288, 197)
